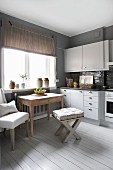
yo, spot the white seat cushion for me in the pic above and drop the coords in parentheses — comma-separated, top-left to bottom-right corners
(53, 108, 84, 121)
(0, 112, 29, 129)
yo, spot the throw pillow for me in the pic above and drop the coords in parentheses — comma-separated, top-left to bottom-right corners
(0, 100, 18, 117)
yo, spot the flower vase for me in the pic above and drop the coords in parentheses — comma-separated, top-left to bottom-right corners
(21, 82, 25, 89)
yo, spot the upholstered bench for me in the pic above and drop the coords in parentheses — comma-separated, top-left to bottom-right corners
(0, 112, 29, 150)
(53, 108, 84, 142)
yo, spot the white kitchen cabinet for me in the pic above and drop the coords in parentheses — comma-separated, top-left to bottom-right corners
(71, 90, 83, 110)
(83, 41, 104, 70)
(60, 89, 71, 107)
(64, 40, 109, 72)
(84, 91, 99, 120)
(64, 46, 82, 72)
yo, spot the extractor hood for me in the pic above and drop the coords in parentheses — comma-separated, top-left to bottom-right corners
(107, 62, 113, 66)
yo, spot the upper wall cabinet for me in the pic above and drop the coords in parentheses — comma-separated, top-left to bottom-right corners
(83, 41, 103, 70)
(83, 41, 109, 71)
(64, 40, 109, 72)
(64, 46, 82, 72)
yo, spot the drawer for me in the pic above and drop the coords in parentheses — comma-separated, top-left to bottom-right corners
(60, 89, 71, 95)
(84, 107, 98, 120)
(84, 91, 98, 97)
(84, 101, 98, 108)
(84, 95, 98, 103)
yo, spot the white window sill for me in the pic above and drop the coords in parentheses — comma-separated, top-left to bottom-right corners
(4, 88, 35, 94)
(4, 87, 57, 94)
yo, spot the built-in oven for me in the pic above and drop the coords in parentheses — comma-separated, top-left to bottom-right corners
(105, 91, 113, 121)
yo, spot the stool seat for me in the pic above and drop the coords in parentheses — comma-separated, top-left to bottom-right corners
(53, 107, 84, 121)
(53, 107, 84, 143)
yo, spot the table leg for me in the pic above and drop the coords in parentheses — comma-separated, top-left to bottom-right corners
(47, 104, 50, 120)
(29, 106, 34, 136)
(60, 97, 63, 108)
(18, 102, 22, 111)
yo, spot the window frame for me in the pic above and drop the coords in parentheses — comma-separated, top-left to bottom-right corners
(1, 48, 57, 91)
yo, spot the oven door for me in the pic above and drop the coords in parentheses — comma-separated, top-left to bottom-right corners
(105, 98, 113, 118)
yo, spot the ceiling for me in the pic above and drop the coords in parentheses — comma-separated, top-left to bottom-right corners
(0, 0, 113, 37)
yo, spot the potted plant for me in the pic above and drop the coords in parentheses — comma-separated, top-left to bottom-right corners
(19, 73, 28, 88)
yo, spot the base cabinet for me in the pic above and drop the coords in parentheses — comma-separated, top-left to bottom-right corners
(60, 89, 71, 107)
(60, 89, 100, 120)
(84, 91, 99, 120)
(71, 90, 83, 110)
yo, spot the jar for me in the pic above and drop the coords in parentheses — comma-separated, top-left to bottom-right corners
(74, 82, 78, 88)
(9, 80, 15, 89)
(37, 78, 42, 88)
(43, 78, 49, 88)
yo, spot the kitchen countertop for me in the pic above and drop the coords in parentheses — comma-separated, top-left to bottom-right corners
(60, 87, 113, 91)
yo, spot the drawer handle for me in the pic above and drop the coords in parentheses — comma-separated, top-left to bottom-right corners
(89, 91, 92, 93)
(80, 91, 82, 93)
(64, 90, 66, 92)
(64, 95, 66, 96)
(89, 108, 92, 111)
(89, 103, 92, 105)
(89, 97, 92, 99)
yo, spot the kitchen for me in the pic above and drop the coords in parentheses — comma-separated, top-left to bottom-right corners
(0, 1, 113, 170)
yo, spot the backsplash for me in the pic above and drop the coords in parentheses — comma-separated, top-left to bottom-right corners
(105, 66, 113, 88)
(65, 66, 113, 89)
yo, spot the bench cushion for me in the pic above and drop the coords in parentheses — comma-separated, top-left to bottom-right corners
(0, 112, 29, 129)
(53, 108, 84, 121)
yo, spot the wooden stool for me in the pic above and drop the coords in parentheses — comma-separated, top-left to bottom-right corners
(53, 108, 84, 142)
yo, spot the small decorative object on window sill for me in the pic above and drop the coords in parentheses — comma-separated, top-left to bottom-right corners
(15, 84, 19, 89)
(9, 80, 15, 89)
(37, 78, 42, 88)
(21, 83, 25, 89)
(19, 73, 28, 89)
(43, 78, 49, 88)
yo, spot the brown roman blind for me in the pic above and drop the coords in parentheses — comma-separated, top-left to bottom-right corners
(2, 19, 56, 56)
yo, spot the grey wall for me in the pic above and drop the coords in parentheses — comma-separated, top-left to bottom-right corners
(69, 27, 104, 48)
(104, 25, 113, 40)
(0, 12, 70, 89)
(69, 26, 113, 48)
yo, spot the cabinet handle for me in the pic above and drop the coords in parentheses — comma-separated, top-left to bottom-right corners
(89, 97, 92, 99)
(64, 95, 66, 96)
(89, 91, 92, 93)
(89, 103, 92, 105)
(89, 108, 92, 111)
(80, 91, 82, 93)
(64, 90, 66, 92)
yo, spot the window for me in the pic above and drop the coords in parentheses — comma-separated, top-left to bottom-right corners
(2, 48, 56, 89)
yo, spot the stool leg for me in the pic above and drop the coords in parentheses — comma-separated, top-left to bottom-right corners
(62, 118, 82, 142)
(10, 129, 15, 151)
(55, 125, 64, 136)
(26, 120, 29, 137)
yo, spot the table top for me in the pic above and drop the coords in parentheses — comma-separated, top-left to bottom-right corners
(18, 93, 64, 101)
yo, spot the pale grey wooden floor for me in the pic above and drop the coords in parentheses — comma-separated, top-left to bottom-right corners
(1, 117, 113, 170)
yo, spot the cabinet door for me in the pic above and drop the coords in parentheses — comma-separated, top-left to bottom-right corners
(60, 89, 71, 107)
(83, 41, 104, 70)
(64, 46, 82, 72)
(84, 107, 98, 120)
(71, 90, 83, 110)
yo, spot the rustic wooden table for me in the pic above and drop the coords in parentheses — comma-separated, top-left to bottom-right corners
(17, 93, 64, 136)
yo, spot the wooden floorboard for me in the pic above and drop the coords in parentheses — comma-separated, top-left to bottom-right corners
(1, 117, 113, 170)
